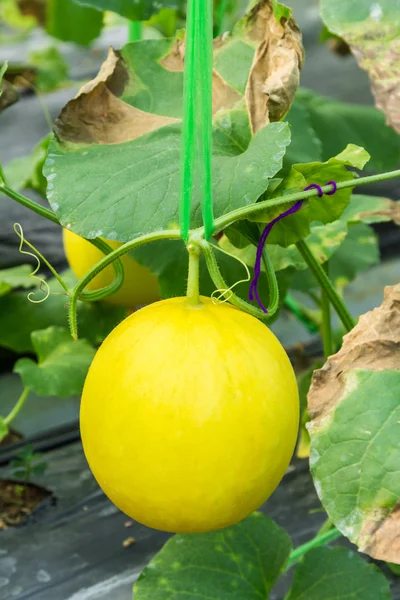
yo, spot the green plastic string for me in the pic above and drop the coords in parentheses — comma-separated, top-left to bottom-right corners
(180, 0, 214, 241)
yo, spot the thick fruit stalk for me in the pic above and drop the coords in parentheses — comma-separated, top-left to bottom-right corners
(80, 296, 299, 533)
(63, 229, 159, 308)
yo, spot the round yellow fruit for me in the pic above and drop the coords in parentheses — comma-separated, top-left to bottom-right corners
(80, 297, 299, 533)
(63, 229, 159, 307)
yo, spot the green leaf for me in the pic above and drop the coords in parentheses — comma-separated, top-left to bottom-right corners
(320, 0, 400, 135)
(285, 546, 391, 600)
(309, 369, 400, 562)
(0, 265, 39, 297)
(294, 88, 400, 172)
(0, 417, 8, 443)
(46, 0, 103, 45)
(342, 194, 400, 225)
(252, 144, 369, 247)
(46, 121, 290, 240)
(14, 326, 96, 397)
(0, 271, 126, 353)
(73, 0, 184, 20)
(0, 62, 7, 87)
(32, 462, 48, 475)
(134, 512, 292, 599)
(29, 46, 69, 93)
(283, 102, 323, 170)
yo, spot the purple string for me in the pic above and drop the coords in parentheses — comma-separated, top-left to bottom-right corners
(249, 180, 337, 313)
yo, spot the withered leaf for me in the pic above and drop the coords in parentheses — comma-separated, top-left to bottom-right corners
(308, 284, 400, 563)
(240, 0, 303, 133)
(321, 1, 400, 135)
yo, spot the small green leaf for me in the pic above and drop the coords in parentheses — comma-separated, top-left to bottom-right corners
(14, 326, 96, 397)
(285, 547, 391, 600)
(272, 0, 291, 22)
(0, 270, 126, 353)
(46, 0, 103, 45)
(0, 265, 39, 297)
(252, 145, 369, 247)
(342, 194, 399, 225)
(134, 512, 292, 599)
(29, 46, 69, 93)
(73, 0, 183, 20)
(32, 462, 48, 475)
(0, 417, 8, 442)
(4, 133, 51, 195)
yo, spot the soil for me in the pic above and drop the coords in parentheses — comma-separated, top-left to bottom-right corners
(0, 430, 23, 447)
(0, 479, 51, 528)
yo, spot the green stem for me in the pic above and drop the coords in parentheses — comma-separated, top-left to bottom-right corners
(68, 229, 181, 339)
(201, 240, 270, 319)
(128, 20, 142, 42)
(261, 246, 279, 316)
(296, 240, 355, 333)
(4, 387, 30, 426)
(317, 518, 334, 537)
(321, 262, 333, 358)
(215, 0, 229, 35)
(286, 527, 342, 569)
(284, 294, 319, 334)
(186, 243, 201, 306)
(0, 182, 60, 224)
(78, 237, 125, 302)
(208, 168, 400, 235)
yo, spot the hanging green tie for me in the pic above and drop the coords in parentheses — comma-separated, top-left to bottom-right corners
(180, 0, 214, 242)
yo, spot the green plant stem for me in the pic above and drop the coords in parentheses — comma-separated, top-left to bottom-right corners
(286, 527, 342, 569)
(78, 237, 125, 302)
(186, 243, 201, 306)
(317, 518, 334, 537)
(261, 247, 279, 316)
(68, 229, 181, 339)
(296, 240, 355, 333)
(215, 0, 230, 35)
(284, 294, 319, 333)
(208, 168, 400, 235)
(128, 20, 142, 42)
(321, 262, 333, 358)
(201, 240, 269, 319)
(0, 182, 60, 224)
(4, 387, 30, 426)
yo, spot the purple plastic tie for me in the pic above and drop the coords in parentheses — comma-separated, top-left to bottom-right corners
(249, 181, 337, 313)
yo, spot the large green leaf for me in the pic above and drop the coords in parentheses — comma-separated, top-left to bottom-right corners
(310, 370, 400, 563)
(293, 88, 400, 171)
(134, 512, 292, 599)
(342, 194, 400, 225)
(73, 0, 183, 20)
(283, 101, 323, 169)
(14, 326, 95, 397)
(251, 144, 370, 247)
(285, 547, 391, 600)
(320, 0, 400, 135)
(46, 121, 290, 241)
(46, 0, 103, 45)
(0, 271, 126, 353)
(45, 4, 303, 240)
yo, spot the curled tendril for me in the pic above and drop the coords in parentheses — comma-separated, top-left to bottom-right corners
(14, 223, 50, 303)
(210, 243, 251, 306)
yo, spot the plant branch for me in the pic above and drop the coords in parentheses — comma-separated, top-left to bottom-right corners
(296, 240, 355, 333)
(186, 242, 202, 306)
(286, 527, 342, 569)
(321, 262, 333, 358)
(0, 182, 60, 224)
(68, 229, 181, 339)
(208, 168, 400, 234)
(4, 387, 30, 426)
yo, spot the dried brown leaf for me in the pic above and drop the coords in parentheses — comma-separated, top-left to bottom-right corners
(242, 0, 303, 133)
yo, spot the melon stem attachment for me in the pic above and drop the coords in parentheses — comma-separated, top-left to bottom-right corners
(186, 243, 202, 307)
